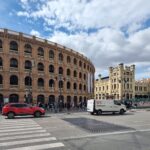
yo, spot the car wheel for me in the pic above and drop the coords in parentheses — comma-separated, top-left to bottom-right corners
(97, 110, 102, 115)
(120, 109, 125, 115)
(7, 112, 15, 119)
(90, 112, 94, 115)
(34, 111, 41, 118)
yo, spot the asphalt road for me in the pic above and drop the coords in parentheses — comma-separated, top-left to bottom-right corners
(0, 110, 150, 150)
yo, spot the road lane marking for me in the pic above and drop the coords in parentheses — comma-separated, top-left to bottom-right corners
(6, 142, 64, 150)
(0, 137, 56, 146)
(0, 125, 40, 129)
(0, 133, 51, 141)
(0, 130, 47, 137)
(0, 127, 42, 133)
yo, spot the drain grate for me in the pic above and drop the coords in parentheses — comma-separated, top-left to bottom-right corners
(62, 117, 134, 133)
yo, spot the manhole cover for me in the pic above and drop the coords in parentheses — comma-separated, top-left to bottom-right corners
(62, 117, 134, 133)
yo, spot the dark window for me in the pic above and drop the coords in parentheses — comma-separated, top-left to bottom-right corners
(79, 72, 82, 79)
(49, 50, 54, 59)
(74, 83, 77, 90)
(37, 95, 45, 104)
(24, 44, 32, 54)
(25, 60, 32, 70)
(0, 94, 3, 103)
(84, 74, 86, 80)
(84, 85, 86, 91)
(38, 78, 44, 87)
(49, 79, 54, 87)
(38, 62, 44, 71)
(25, 76, 32, 86)
(49, 65, 54, 73)
(79, 61, 82, 67)
(9, 94, 19, 103)
(74, 58, 77, 65)
(79, 84, 82, 90)
(59, 53, 63, 61)
(49, 95, 55, 104)
(0, 75, 3, 84)
(10, 58, 18, 68)
(0, 40, 2, 48)
(67, 56, 71, 63)
(67, 69, 71, 76)
(10, 75, 18, 85)
(10, 41, 18, 51)
(59, 80, 63, 88)
(67, 82, 71, 89)
(0, 57, 2, 66)
(84, 63, 86, 69)
(74, 70, 77, 77)
(59, 67, 63, 75)
(38, 47, 44, 57)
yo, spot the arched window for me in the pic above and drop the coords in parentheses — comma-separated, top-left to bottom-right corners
(10, 75, 18, 85)
(79, 72, 82, 79)
(25, 60, 32, 70)
(38, 62, 44, 71)
(0, 57, 3, 66)
(59, 80, 63, 88)
(74, 70, 77, 77)
(73, 83, 77, 90)
(67, 69, 71, 76)
(0, 94, 3, 103)
(67, 96, 71, 103)
(9, 94, 19, 103)
(24, 44, 32, 54)
(0, 75, 3, 84)
(84, 85, 86, 91)
(49, 79, 55, 87)
(84, 74, 86, 80)
(0, 39, 2, 49)
(79, 84, 82, 90)
(10, 41, 18, 51)
(74, 58, 77, 65)
(37, 95, 45, 104)
(38, 47, 44, 57)
(49, 95, 55, 104)
(73, 96, 78, 107)
(49, 50, 54, 59)
(79, 96, 82, 103)
(59, 67, 63, 75)
(58, 53, 63, 61)
(79, 61, 82, 67)
(67, 56, 71, 63)
(67, 82, 71, 89)
(10, 58, 18, 68)
(49, 65, 54, 73)
(58, 95, 64, 104)
(38, 78, 44, 87)
(25, 76, 32, 86)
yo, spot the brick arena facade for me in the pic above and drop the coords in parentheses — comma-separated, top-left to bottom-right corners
(0, 29, 95, 106)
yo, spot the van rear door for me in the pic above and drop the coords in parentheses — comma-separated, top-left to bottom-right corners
(87, 99, 94, 112)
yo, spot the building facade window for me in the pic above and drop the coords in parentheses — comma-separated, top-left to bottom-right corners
(37, 95, 45, 104)
(24, 44, 32, 54)
(10, 41, 18, 51)
(79, 61, 82, 67)
(67, 69, 71, 76)
(38, 62, 44, 71)
(38, 47, 44, 57)
(9, 94, 19, 103)
(49, 50, 54, 59)
(74, 58, 77, 65)
(0, 75, 3, 84)
(10, 75, 18, 85)
(10, 58, 18, 68)
(38, 78, 44, 87)
(0, 57, 3, 66)
(49, 79, 54, 87)
(74, 83, 77, 90)
(49, 65, 54, 73)
(0, 40, 2, 49)
(58, 53, 63, 61)
(79, 72, 82, 79)
(74, 70, 77, 77)
(67, 56, 71, 63)
(59, 67, 63, 75)
(67, 82, 71, 89)
(25, 60, 32, 70)
(25, 76, 32, 86)
(59, 80, 63, 88)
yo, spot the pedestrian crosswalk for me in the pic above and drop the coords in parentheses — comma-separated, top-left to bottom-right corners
(0, 118, 65, 150)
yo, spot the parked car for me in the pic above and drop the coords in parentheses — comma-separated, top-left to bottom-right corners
(2, 103, 45, 119)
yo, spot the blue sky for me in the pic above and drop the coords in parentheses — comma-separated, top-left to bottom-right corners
(0, 0, 150, 80)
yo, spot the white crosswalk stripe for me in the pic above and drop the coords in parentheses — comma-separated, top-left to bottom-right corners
(0, 118, 65, 150)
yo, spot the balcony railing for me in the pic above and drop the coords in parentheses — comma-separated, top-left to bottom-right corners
(24, 52, 32, 57)
(10, 85, 19, 89)
(38, 86, 44, 91)
(49, 87, 54, 92)
(10, 67, 18, 72)
(10, 50, 18, 54)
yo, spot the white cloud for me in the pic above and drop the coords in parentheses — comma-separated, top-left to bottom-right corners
(30, 29, 40, 37)
(18, 0, 150, 32)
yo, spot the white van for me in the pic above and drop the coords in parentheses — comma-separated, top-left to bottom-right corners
(87, 99, 126, 115)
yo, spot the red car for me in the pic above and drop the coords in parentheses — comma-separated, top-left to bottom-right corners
(2, 103, 45, 119)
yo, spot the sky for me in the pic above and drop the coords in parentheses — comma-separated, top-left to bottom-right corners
(0, 0, 150, 80)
